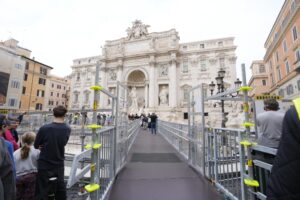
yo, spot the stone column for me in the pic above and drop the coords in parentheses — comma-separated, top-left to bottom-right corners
(100, 65, 107, 108)
(169, 53, 177, 107)
(148, 56, 156, 108)
(145, 83, 149, 108)
(117, 59, 123, 82)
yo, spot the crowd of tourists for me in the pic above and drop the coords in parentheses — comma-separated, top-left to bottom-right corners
(0, 105, 70, 200)
(129, 113, 158, 134)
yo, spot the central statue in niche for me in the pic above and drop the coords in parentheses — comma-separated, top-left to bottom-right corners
(129, 87, 139, 114)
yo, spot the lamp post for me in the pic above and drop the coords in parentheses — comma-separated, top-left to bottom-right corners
(208, 68, 242, 128)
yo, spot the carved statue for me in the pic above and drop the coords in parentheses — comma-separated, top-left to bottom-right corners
(126, 20, 150, 40)
(159, 65, 168, 77)
(159, 86, 169, 106)
(109, 70, 117, 81)
(129, 87, 139, 113)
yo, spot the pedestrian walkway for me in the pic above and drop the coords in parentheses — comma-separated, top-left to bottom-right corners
(109, 128, 221, 200)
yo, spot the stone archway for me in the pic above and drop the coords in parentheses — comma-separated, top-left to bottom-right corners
(126, 70, 148, 114)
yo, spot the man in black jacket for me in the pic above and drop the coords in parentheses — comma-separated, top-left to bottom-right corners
(34, 106, 71, 200)
(267, 98, 300, 199)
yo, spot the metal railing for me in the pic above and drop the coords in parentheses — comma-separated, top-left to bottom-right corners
(158, 120, 277, 200)
(66, 120, 140, 200)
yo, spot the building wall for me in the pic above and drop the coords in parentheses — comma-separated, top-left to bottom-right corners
(249, 61, 270, 97)
(264, 0, 300, 99)
(20, 58, 53, 112)
(45, 75, 70, 111)
(0, 48, 25, 110)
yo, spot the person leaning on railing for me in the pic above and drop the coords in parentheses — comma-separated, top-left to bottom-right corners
(266, 98, 300, 199)
(257, 98, 285, 148)
(253, 99, 285, 164)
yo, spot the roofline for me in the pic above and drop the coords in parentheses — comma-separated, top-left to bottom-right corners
(180, 37, 235, 45)
(264, 0, 288, 47)
(17, 46, 32, 52)
(21, 56, 53, 69)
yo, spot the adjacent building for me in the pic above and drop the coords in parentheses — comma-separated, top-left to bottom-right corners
(248, 61, 270, 97)
(70, 20, 238, 121)
(263, 0, 300, 99)
(45, 75, 71, 111)
(20, 57, 53, 112)
(0, 39, 31, 110)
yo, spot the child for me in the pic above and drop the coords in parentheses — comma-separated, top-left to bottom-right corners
(13, 132, 40, 200)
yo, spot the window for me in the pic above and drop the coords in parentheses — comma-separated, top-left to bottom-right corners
(292, 26, 298, 41)
(49, 101, 54, 105)
(38, 78, 46, 85)
(218, 41, 223, 47)
(37, 90, 45, 97)
(57, 85, 61, 89)
(35, 103, 43, 110)
(183, 46, 187, 50)
(200, 44, 205, 48)
(63, 86, 66, 90)
(85, 93, 89, 103)
(24, 73, 28, 81)
(291, 0, 296, 10)
(56, 101, 59, 105)
(182, 59, 188, 73)
(262, 80, 267, 86)
(25, 62, 29, 70)
(74, 93, 79, 103)
(183, 112, 188, 119)
(278, 89, 285, 97)
(40, 67, 47, 75)
(8, 98, 17, 107)
(283, 40, 288, 53)
(15, 63, 22, 69)
(200, 59, 206, 71)
(76, 73, 80, 81)
(270, 73, 275, 85)
(11, 80, 20, 89)
(275, 51, 279, 62)
(52, 83, 54, 88)
(219, 58, 225, 68)
(277, 67, 282, 80)
(22, 87, 26, 94)
(286, 84, 294, 95)
(298, 80, 300, 91)
(87, 72, 91, 80)
(285, 61, 290, 74)
(57, 93, 59, 97)
(183, 88, 189, 101)
(259, 65, 266, 73)
(51, 92, 53, 96)
(296, 49, 300, 62)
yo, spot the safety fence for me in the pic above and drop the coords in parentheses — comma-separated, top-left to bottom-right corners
(158, 120, 276, 200)
(66, 119, 140, 200)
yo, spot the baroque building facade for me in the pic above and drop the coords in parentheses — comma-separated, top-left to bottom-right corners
(70, 20, 237, 121)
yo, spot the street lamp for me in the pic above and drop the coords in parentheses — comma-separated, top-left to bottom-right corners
(208, 68, 242, 128)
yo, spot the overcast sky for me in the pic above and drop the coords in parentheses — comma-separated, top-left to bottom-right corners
(0, 0, 284, 80)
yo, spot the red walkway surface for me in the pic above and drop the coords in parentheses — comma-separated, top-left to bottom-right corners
(109, 128, 221, 200)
